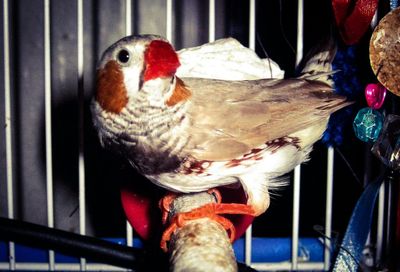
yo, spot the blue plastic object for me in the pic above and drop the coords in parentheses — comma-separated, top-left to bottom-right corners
(333, 174, 385, 271)
(233, 237, 326, 263)
(1, 237, 325, 264)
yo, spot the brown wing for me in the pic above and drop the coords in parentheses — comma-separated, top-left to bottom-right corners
(182, 77, 350, 161)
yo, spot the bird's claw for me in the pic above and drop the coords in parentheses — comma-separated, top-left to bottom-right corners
(159, 188, 255, 252)
(159, 192, 179, 224)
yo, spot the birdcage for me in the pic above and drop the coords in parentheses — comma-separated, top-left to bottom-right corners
(0, 0, 398, 271)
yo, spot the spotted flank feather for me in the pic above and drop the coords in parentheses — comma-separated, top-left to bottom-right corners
(154, 136, 306, 193)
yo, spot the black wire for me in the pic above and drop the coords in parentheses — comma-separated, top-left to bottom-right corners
(335, 147, 362, 186)
(278, 0, 296, 56)
(0, 217, 145, 270)
(256, 33, 273, 78)
(0, 217, 259, 271)
(313, 225, 361, 269)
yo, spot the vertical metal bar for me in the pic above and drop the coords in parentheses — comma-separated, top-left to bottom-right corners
(126, 223, 133, 247)
(324, 147, 334, 270)
(249, 0, 256, 50)
(3, 0, 15, 269)
(245, 226, 252, 265)
(166, 0, 173, 42)
(376, 182, 385, 264)
(244, 0, 257, 266)
(295, 0, 303, 67)
(208, 0, 215, 42)
(291, 166, 301, 270)
(44, 0, 55, 270)
(77, 0, 87, 270)
(125, 0, 134, 248)
(125, 0, 132, 36)
(3, 0, 12, 222)
(385, 181, 393, 261)
(292, 1, 303, 270)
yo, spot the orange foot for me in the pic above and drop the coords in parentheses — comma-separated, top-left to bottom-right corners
(159, 189, 255, 252)
(159, 192, 179, 224)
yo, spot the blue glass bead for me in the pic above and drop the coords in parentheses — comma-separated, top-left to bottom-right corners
(353, 108, 384, 142)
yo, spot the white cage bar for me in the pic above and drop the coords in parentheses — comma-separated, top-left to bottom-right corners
(44, 0, 55, 269)
(77, 0, 87, 270)
(208, 0, 215, 42)
(0, 0, 390, 271)
(244, 0, 256, 266)
(3, 0, 15, 270)
(291, 0, 304, 270)
(166, 0, 173, 42)
(324, 147, 334, 270)
(125, 0, 134, 250)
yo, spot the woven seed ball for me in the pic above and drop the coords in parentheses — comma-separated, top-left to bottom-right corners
(370, 7, 400, 96)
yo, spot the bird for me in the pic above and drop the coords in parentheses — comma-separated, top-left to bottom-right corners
(91, 34, 350, 220)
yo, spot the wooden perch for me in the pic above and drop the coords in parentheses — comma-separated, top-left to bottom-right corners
(165, 192, 238, 272)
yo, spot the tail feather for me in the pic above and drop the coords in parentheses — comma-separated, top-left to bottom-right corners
(297, 39, 337, 87)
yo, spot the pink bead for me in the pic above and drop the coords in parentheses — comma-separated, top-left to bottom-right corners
(365, 83, 387, 109)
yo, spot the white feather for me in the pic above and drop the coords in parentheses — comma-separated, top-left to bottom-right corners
(176, 38, 284, 80)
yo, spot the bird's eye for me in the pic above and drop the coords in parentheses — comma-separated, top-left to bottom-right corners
(117, 49, 130, 64)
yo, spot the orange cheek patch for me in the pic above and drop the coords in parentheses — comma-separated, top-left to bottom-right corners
(166, 77, 191, 107)
(96, 60, 128, 114)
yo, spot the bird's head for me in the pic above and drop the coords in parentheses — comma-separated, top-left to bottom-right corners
(95, 35, 188, 114)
